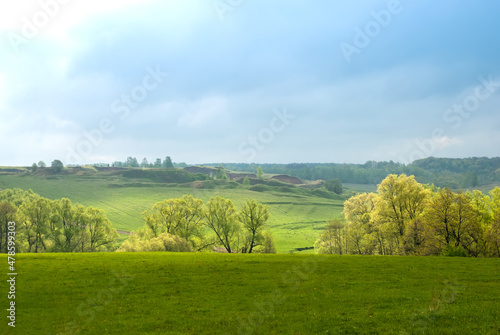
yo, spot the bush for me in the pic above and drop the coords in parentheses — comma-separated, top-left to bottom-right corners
(441, 245, 468, 257)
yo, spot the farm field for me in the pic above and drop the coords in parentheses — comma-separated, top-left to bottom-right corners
(1, 252, 499, 334)
(0, 172, 345, 253)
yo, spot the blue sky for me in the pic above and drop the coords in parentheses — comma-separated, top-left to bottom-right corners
(1, 0, 499, 166)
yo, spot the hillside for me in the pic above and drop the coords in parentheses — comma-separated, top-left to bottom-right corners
(209, 157, 500, 189)
(0, 166, 346, 253)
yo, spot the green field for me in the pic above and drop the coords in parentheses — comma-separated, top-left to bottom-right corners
(0, 171, 345, 253)
(1, 252, 499, 334)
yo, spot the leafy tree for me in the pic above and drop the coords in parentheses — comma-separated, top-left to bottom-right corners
(142, 196, 205, 249)
(19, 196, 54, 253)
(38, 161, 46, 168)
(31, 163, 38, 173)
(163, 156, 174, 169)
(0, 202, 17, 253)
(257, 166, 264, 179)
(51, 160, 64, 174)
(375, 174, 429, 240)
(242, 176, 251, 187)
(204, 196, 240, 253)
(260, 230, 277, 254)
(239, 200, 269, 253)
(85, 207, 118, 251)
(141, 158, 149, 168)
(126, 157, 139, 167)
(315, 219, 347, 254)
(325, 179, 343, 194)
(215, 164, 228, 180)
(154, 158, 162, 168)
(343, 193, 377, 255)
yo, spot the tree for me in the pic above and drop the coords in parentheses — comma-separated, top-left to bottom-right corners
(215, 164, 228, 180)
(257, 166, 264, 179)
(49, 199, 87, 252)
(242, 176, 251, 187)
(38, 161, 46, 168)
(51, 160, 64, 174)
(315, 219, 347, 254)
(0, 202, 17, 253)
(260, 231, 277, 254)
(375, 174, 430, 252)
(163, 156, 174, 169)
(126, 157, 139, 167)
(31, 163, 38, 173)
(325, 179, 343, 194)
(343, 192, 377, 255)
(204, 196, 240, 253)
(141, 158, 149, 168)
(486, 187, 500, 256)
(19, 196, 54, 253)
(142, 196, 206, 249)
(84, 207, 118, 251)
(239, 200, 269, 253)
(154, 158, 162, 168)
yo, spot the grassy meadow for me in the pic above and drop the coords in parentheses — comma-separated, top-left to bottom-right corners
(1, 252, 499, 334)
(0, 170, 345, 253)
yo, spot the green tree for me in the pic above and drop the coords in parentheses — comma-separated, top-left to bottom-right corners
(154, 158, 162, 168)
(260, 230, 277, 254)
(0, 202, 17, 253)
(31, 163, 38, 173)
(163, 156, 174, 168)
(239, 200, 269, 253)
(257, 166, 264, 179)
(315, 219, 347, 254)
(325, 179, 343, 194)
(51, 160, 64, 174)
(242, 176, 251, 187)
(215, 164, 228, 180)
(84, 207, 118, 251)
(204, 196, 240, 253)
(38, 161, 46, 168)
(141, 158, 149, 168)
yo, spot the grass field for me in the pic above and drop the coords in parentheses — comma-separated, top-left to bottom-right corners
(1, 252, 499, 334)
(0, 172, 345, 253)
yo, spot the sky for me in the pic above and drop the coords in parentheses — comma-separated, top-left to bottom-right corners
(1, 0, 499, 166)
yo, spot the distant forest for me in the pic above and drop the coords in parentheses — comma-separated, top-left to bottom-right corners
(208, 157, 500, 188)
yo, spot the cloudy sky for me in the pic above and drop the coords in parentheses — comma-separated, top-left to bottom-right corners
(1, 0, 499, 166)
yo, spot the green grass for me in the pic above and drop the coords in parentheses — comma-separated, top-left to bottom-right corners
(1, 252, 499, 334)
(0, 172, 344, 253)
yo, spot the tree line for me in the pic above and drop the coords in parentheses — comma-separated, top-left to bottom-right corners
(211, 157, 500, 188)
(111, 156, 187, 169)
(0, 189, 118, 253)
(119, 195, 276, 254)
(315, 174, 500, 257)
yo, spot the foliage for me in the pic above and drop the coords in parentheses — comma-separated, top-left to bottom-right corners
(325, 178, 343, 194)
(0, 189, 118, 253)
(319, 174, 500, 257)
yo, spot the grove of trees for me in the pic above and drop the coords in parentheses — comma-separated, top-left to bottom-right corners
(119, 196, 276, 254)
(316, 174, 500, 257)
(0, 189, 118, 253)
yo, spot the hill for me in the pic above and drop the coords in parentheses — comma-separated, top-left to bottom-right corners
(0, 167, 346, 253)
(209, 157, 500, 189)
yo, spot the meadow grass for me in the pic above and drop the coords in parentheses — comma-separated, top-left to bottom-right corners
(0, 174, 344, 253)
(1, 252, 499, 334)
